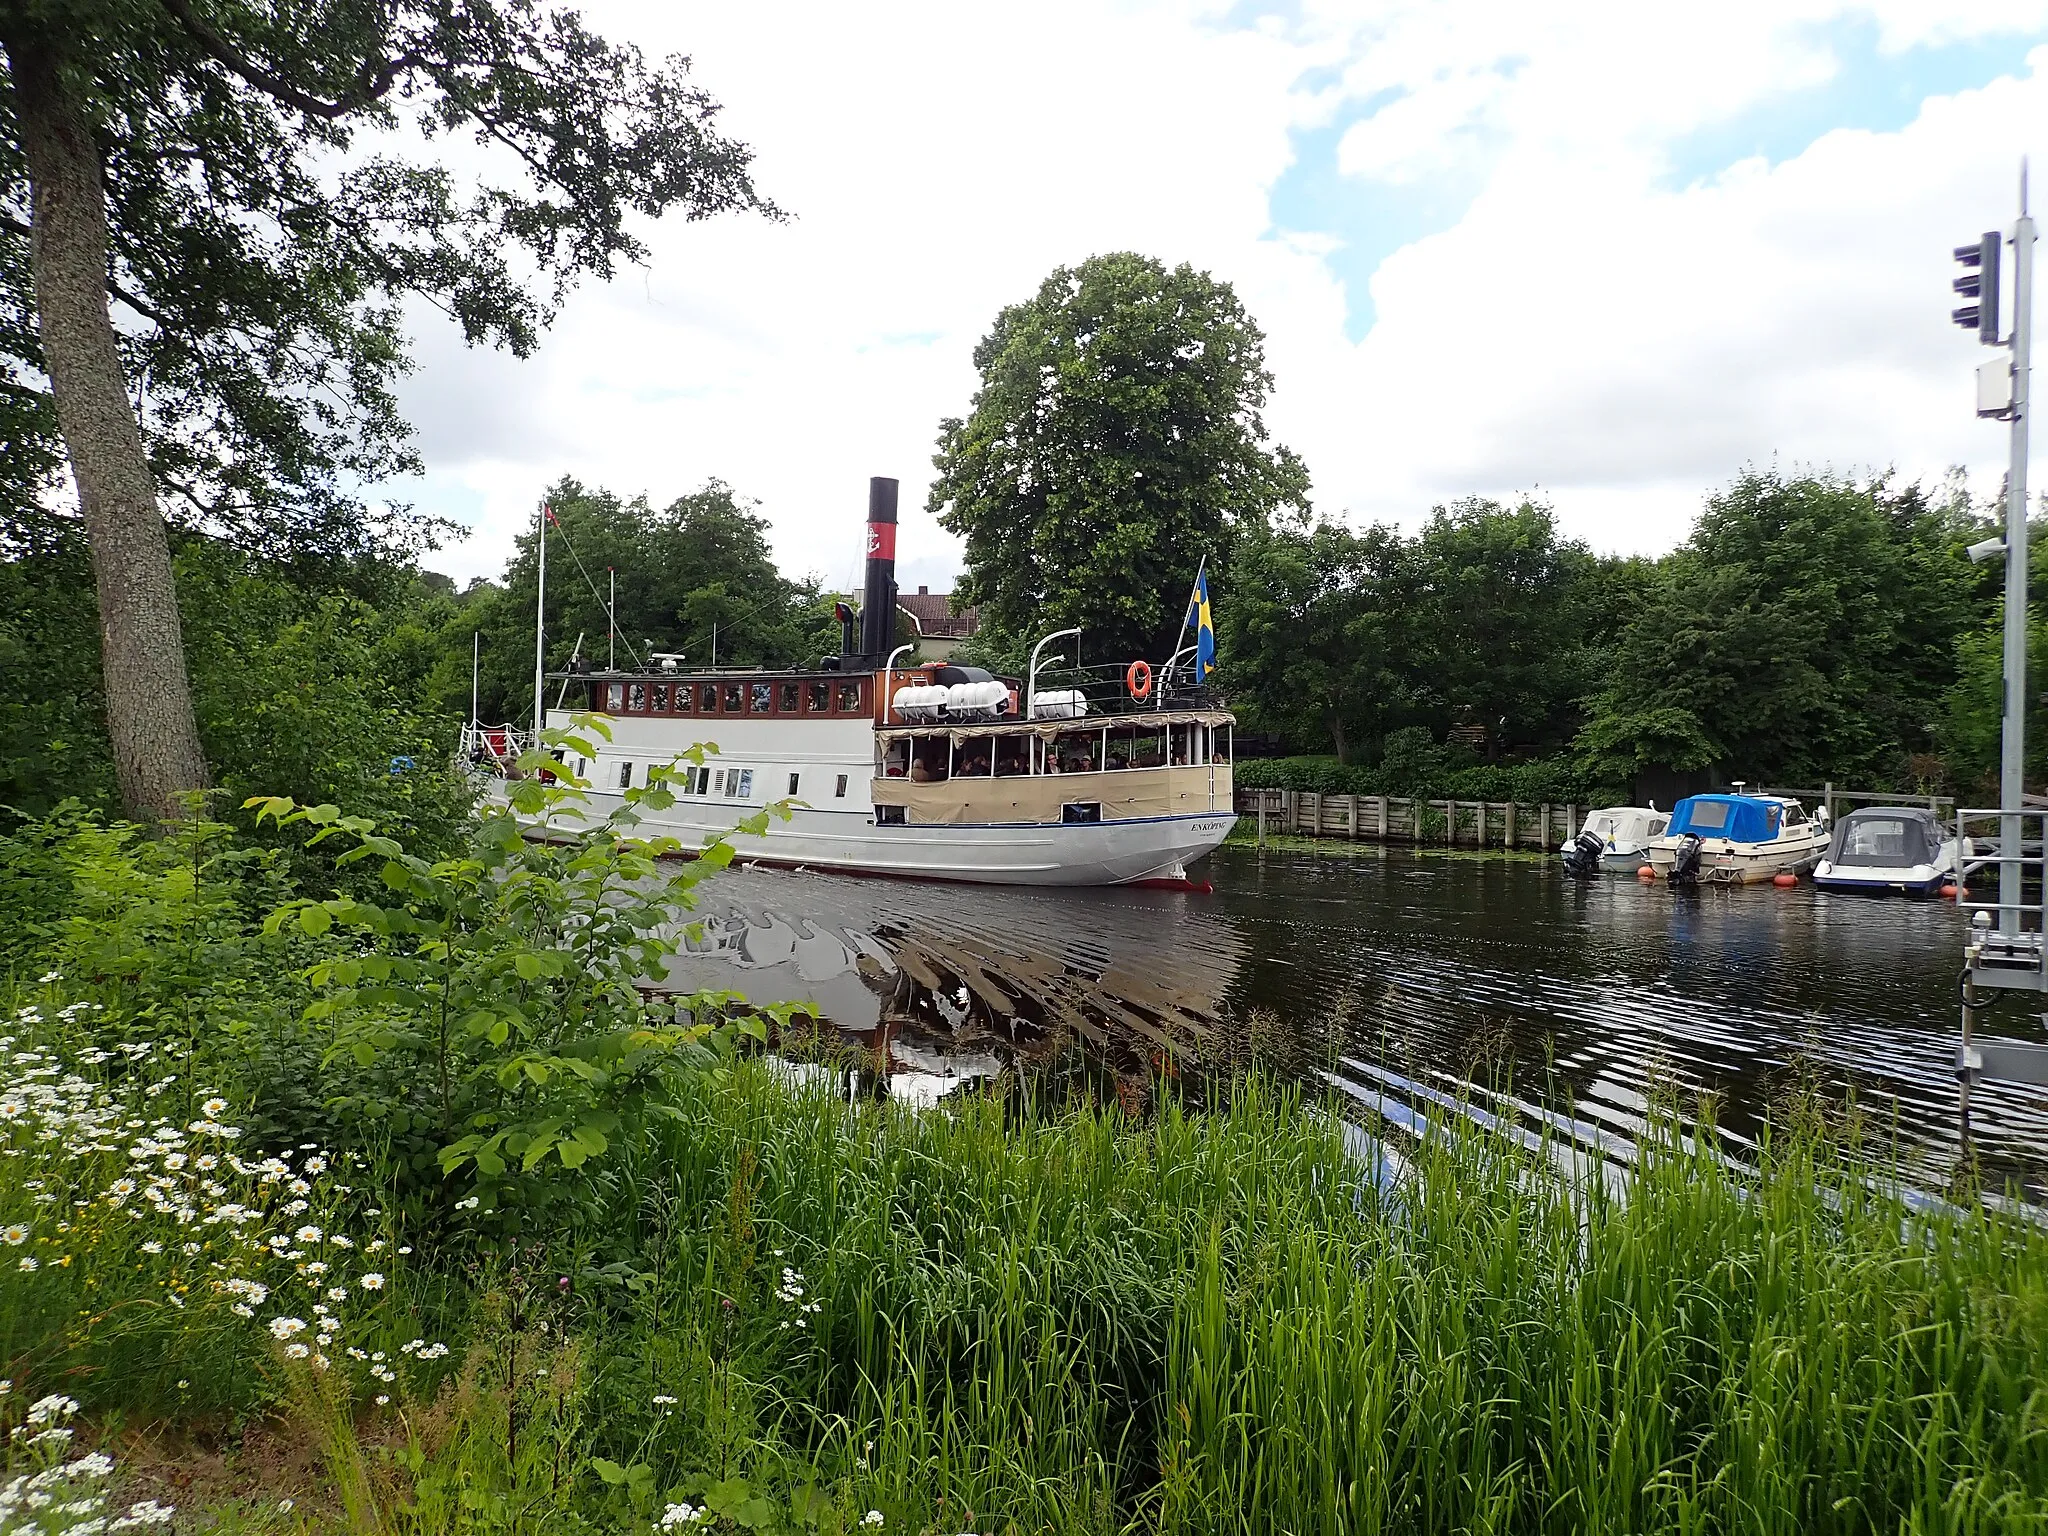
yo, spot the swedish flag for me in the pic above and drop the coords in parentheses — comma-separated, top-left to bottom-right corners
(1188, 566, 1216, 685)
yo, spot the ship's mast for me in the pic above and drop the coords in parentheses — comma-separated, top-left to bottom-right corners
(532, 502, 548, 738)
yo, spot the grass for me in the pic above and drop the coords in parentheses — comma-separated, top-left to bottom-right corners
(2, 798, 2044, 1534)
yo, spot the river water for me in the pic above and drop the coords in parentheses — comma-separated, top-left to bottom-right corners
(656, 842, 2048, 1199)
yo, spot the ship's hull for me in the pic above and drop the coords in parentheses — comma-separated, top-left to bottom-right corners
(502, 792, 1237, 887)
(1643, 830, 1826, 884)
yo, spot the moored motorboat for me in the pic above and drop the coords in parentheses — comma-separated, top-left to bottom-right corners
(1811, 806, 1960, 896)
(1560, 806, 1670, 875)
(1644, 793, 1828, 885)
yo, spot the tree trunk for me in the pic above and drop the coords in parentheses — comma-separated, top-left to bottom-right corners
(4, 28, 210, 823)
(1327, 709, 1350, 766)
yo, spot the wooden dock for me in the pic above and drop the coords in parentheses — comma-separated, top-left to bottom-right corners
(1235, 788, 1579, 850)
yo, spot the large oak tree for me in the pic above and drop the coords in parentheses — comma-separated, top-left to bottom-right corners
(1, 0, 774, 820)
(928, 252, 1309, 665)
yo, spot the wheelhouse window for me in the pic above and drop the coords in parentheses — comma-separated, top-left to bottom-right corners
(807, 681, 830, 712)
(650, 683, 669, 713)
(606, 683, 624, 712)
(780, 682, 800, 712)
(628, 683, 646, 712)
(836, 681, 863, 713)
(751, 682, 772, 713)
(723, 684, 744, 712)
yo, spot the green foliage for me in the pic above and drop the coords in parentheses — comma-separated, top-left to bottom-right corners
(0, 0, 775, 556)
(462, 477, 838, 724)
(247, 720, 800, 1228)
(1235, 748, 1613, 806)
(931, 252, 1311, 662)
(0, 522, 475, 837)
(1940, 515, 2048, 799)
(1579, 469, 1981, 787)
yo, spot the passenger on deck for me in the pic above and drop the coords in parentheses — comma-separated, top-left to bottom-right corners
(959, 746, 992, 776)
(996, 743, 1029, 776)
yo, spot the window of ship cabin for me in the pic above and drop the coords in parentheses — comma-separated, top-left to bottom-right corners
(628, 683, 646, 712)
(735, 769, 755, 798)
(1171, 724, 1198, 765)
(723, 684, 744, 712)
(780, 682, 799, 712)
(696, 683, 717, 713)
(787, 772, 800, 796)
(694, 766, 710, 795)
(712, 769, 725, 795)
(752, 682, 772, 713)
(618, 761, 633, 790)
(880, 739, 910, 778)
(994, 735, 1030, 776)
(651, 683, 669, 713)
(1102, 725, 1164, 771)
(876, 804, 906, 826)
(606, 682, 624, 712)
(1687, 800, 1730, 831)
(907, 735, 949, 782)
(1213, 723, 1232, 764)
(837, 681, 863, 713)
(807, 681, 830, 712)
(955, 738, 995, 777)
(1048, 731, 1097, 774)
(835, 773, 848, 798)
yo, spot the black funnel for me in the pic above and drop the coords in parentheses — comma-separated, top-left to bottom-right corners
(859, 477, 898, 660)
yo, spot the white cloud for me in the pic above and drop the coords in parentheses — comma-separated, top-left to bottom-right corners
(400, 1, 2048, 589)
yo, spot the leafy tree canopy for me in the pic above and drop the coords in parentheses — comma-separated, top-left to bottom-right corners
(929, 252, 1309, 664)
(461, 476, 837, 724)
(1577, 468, 1980, 788)
(0, 0, 774, 555)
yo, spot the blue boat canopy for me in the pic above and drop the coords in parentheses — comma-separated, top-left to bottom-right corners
(1667, 794, 1783, 842)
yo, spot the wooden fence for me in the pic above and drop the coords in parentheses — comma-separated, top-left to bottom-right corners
(1236, 788, 1578, 850)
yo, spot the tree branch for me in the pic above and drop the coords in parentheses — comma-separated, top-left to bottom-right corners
(153, 0, 409, 120)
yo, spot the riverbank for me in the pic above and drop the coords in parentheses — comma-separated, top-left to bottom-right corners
(1221, 819, 1554, 862)
(1, 803, 2043, 1533)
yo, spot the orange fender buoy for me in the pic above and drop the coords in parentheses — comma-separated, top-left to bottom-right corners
(1126, 659, 1153, 701)
(1939, 883, 1961, 900)
(1773, 872, 1798, 888)
(1637, 865, 1655, 881)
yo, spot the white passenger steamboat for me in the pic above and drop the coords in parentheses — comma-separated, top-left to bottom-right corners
(461, 478, 1238, 887)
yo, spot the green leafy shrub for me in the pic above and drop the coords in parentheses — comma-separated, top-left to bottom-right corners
(1236, 746, 1617, 805)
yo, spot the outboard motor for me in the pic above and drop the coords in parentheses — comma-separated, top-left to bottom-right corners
(1667, 833, 1703, 885)
(1562, 830, 1605, 877)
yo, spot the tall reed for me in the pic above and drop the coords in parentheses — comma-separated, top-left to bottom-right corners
(604, 1068, 2047, 1536)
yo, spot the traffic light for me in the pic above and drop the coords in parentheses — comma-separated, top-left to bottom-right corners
(1953, 232, 2002, 344)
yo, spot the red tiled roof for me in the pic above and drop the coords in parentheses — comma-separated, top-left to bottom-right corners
(898, 586, 980, 639)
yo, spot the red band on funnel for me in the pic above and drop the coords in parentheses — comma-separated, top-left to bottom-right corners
(866, 521, 897, 561)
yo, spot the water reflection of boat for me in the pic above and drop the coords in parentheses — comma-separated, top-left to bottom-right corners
(655, 867, 1250, 1102)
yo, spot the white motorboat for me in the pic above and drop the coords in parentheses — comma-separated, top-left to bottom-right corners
(465, 477, 1237, 887)
(1559, 806, 1670, 875)
(1811, 806, 1960, 896)
(1644, 792, 1828, 885)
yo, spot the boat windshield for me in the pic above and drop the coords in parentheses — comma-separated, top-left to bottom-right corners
(1830, 811, 1942, 867)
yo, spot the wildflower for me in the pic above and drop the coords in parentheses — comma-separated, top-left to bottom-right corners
(268, 1317, 307, 1340)
(325, 1286, 347, 1302)
(864, 1511, 885, 1526)
(653, 1394, 678, 1406)
(0, 1380, 9, 1394)
(27, 1394, 79, 1426)
(659, 1502, 706, 1527)
(454, 1196, 479, 1210)
(285, 1343, 311, 1359)
(359, 1272, 385, 1291)
(0, 1226, 25, 1246)
(140, 1241, 163, 1255)
(375, 1393, 390, 1406)
(200, 1098, 228, 1118)
(111, 1497, 177, 1527)
(279, 1499, 295, 1511)
(294, 1225, 322, 1245)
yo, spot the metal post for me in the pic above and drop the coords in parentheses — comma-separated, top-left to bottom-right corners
(881, 642, 913, 726)
(1026, 627, 1081, 719)
(470, 631, 480, 727)
(1256, 792, 1266, 849)
(532, 504, 547, 738)
(1960, 967, 1978, 1153)
(608, 567, 616, 672)
(1999, 167, 2036, 935)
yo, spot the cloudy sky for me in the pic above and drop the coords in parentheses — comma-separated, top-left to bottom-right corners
(395, 0, 2048, 595)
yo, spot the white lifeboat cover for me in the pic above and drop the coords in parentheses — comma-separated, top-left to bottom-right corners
(1032, 688, 1088, 720)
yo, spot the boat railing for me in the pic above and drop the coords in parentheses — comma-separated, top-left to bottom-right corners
(458, 721, 536, 776)
(1025, 660, 1219, 719)
(1955, 806, 2048, 980)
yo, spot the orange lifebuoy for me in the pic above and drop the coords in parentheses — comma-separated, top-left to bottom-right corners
(1126, 660, 1153, 701)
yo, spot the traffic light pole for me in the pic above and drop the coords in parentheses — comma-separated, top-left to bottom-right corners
(1999, 169, 2034, 936)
